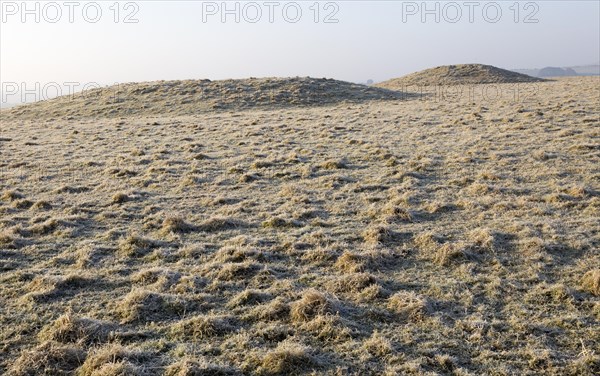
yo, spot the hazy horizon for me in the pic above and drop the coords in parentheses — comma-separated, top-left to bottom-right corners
(1, 1, 599, 103)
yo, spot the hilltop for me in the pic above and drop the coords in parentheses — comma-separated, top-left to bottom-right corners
(1, 77, 408, 120)
(376, 64, 546, 89)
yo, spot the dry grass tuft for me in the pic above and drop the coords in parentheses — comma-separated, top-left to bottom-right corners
(77, 344, 150, 376)
(32, 200, 52, 210)
(260, 342, 316, 375)
(525, 283, 572, 305)
(1, 189, 24, 201)
(363, 331, 393, 357)
(334, 251, 365, 273)
(161, 215, 195, 234)
(82, 361, 141, 376)
(116, 289, 190, 323)
(0, 228, 17, 247)
(8, 341, 86, 375)
(227, 289, 270, 308)
(382, 204, 413, 222)
(327, 273, 376, 293)
(165, 359, 240, 376)
(246, 297, 290, 322)
(362, 225, 394, 245)
(198, 216, 244, 232)
(319, 159, 347, 170)
(467, 228, 496, 253)
(215, 261, 260, 281)
(414, 231, 441, 252)
(387, 291, 430, 321)
(299, 314, 352, 342)
(290, 290, 336, 323)
(28, 218, 61, 236)
(111, 192, 130, 205)
(118, 234, 158, 257)
(12, 199, 33, 209)
(170, 315, 236, 340)
(261, 217, 300, 229)
(580, 270, 600, 296)
(38, 313, 116, 345)
(433, 243, 467, 266)
(24, 274, 91, 302)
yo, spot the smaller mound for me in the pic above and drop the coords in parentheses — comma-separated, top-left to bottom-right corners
(376, 64, 546, 89)
(2, 77, 409, 121)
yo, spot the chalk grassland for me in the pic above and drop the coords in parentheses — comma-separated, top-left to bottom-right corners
(0, 77, 598, 375)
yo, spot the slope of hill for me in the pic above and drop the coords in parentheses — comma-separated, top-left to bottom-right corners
(377, 64, 546, 89)
(1, 77, 408, 120)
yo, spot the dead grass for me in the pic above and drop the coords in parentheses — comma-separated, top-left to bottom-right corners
(581, 270, 600, 296)
(327, 273, 377, 293)
(259, 342, 316, 375)
(197, 217, 244, 232)
(433, 242, 467, 266)
(387, 291, 430, 321)
(8, 341, 86, 375)
(363, 331, 394, 357)
(38, 313, 116, 345)
(169, 315, 236, 340)
(77, 344, 151, 376)
(334, 251, 365, 273)
(165, 359, 240, 376)
(118, 234, 158, 257)
(290, 290, 336, 323)
(116, 289, 190, 323)
(1, 77, 598, 375)
(161, 215, 195, 234)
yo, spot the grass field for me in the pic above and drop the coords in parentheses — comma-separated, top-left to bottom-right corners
(0, 76, 598, 375)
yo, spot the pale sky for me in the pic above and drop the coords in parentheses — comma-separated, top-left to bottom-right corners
(1, 1, 599, 102)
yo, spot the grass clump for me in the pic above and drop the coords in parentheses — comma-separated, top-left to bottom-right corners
(319, 159, 347, 170)
(525, 283, 572, 305)
(581, 270, 600, 296)
(246, 297, 290, 322)
(116, 289, 190, 323)
(77, 344, 151, 376)
(198, 216, 243, 232)
(1, 189, 24, 201)
(215, 261, 260, 281)
(32, 200, 52, 210)
(38, 313, 116, 345)
(363, 331, 394, 357)
(362, 225, 394, 245)
(8, 341, 86, 375)
(165, 359, 240, 376)
(261, 217, 300, 229)
(327, 273, 376, 293)
(111, 192, 130, 204)
(161, 215, 195, 234)
(433, 243, 467, 266)
(334, 251, 365, 273)
(28, 218, 60, 236)
(382, 204, 413, 222)
(0, 228, 17, 247)
(467, 228, 496, 253)
(290, 290, 335, 323)
(118, 234, 158, 257)
(170, 315, 236, 340)
(387, 291, 430, 321)
(299, 314, 352, 342)
(259, 342, 316, 375)
(227, 289, 270, 308)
